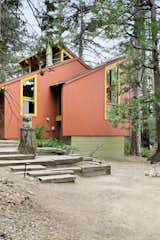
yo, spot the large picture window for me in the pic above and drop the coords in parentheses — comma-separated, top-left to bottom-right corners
(105, 66, 119, 119)
(20, 75, 37, 116)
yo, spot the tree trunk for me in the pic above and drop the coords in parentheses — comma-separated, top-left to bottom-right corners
(18, 117, 36, 155)
(148, 0, 160, 163)
(78, 10, 84, 58)
(131, 129, 141, 155)
(141, 76, 150, 149)
(131, 87, 141, 156)
(46, 39, 53, 66)
(130, 2, 143, 156)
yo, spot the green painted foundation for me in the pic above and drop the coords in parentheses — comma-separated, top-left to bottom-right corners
(71, 136, 124, 160)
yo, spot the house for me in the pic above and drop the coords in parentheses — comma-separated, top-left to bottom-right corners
(0, 43, 129, 159)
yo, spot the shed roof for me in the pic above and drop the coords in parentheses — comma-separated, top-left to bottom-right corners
(50, 56, 126, 87)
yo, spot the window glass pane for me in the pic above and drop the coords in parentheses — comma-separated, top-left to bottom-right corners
(23, 101, 29, 114)
(105, 66, 119, 119)
(107, 104, 112, 118)
(107, 88, 112, 103)
(107, 70, 111, 86)
(29, 102, 34, 114)
(52, 47, 61, 64)
(63, 53, 70, 61)
(23, 66, 30, 74)
(111, 88, 118, 104)
(23, 101, 34, 114)
(23, 78, 34, 98)
(111, 66, 118, 85)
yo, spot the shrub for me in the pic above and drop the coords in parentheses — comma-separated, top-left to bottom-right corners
(141, 148, 153, 158)
(34, 125, 44, 139)
(36, 138, 74, 153)
(124, 143, 131, 156)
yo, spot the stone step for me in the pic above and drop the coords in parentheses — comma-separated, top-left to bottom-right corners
(38, 174, 76, 183)
(0, 140, 18, 144)
(0, 154, 35, 161)
(0, 144, 18, 148)
(0, 159, 54, 167)
(10, 164, 47, 172)
(27, 169, 74, 177)
(37, 147, 66, 155)
(0, 155, 82, 167)
(52, 166, 81, 173)
(81, 164, 111, 176)
(52, 155, 83, 165)
(0, 150, 19, 155)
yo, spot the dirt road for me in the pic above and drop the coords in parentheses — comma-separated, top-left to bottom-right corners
(0, 160, 160, 240)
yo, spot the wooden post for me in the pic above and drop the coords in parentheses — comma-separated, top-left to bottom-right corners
(18, 116, 36, 155)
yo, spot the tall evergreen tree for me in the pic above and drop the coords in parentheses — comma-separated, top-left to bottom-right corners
(0, 0, 26, 81)
(39, 0, 105, 63)
(93, 0, 160, 157)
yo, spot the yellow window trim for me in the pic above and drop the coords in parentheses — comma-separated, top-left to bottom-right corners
(104, 65, 120, 120)
(57, 45, 73, 61)
(20, 74, 37, 117)
(0, 86, 5, 90)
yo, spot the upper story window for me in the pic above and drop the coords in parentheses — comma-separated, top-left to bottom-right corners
(20, 46, 73, 75)
(52, 47, 61, 64)
(21, 75, 37, 116)
(105, 66, 119, 119)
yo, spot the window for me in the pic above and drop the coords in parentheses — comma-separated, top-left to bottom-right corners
(20, 75, 37, 116)
(105, 66, 119, 119)
(52, 47, 72, 64)
(52, 47, 61, 64)
(63, 52, 71, 61)
(22, 65, 30, 75)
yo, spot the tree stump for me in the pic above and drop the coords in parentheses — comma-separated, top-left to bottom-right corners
(18, 117, 36, 155)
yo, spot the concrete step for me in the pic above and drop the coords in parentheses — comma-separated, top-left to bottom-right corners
(52, 155, 83, 165)
(10, 164, 47, 172)
(0, 140, 18, 144)
(38, 174, 76, 183)
(27, 169, 74, 177)
(0, 154, 35, 161)
(81, 164, 111, 177)
(0, 150, 19, 155)
(37, 147, 66, 155)
(0, 159, 54, 167)
(0, 144, 18, 148)
(52, 166, 81, 173)
(0, 155, 82, 167)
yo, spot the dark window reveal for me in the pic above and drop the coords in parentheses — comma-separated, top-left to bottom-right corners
(23, 78, 34, 98)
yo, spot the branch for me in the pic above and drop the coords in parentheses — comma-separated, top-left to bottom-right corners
(142, 64, 154, 70)
(130, 39, 152, 52)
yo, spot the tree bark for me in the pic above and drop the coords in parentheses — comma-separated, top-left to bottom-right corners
(130, 1, 143, 156)
(148, 0, 160, 163)
(78, 9, 84, 58)
(141, 75, 150, 149)
(131, 87, 141, 156)
(46, 38, 53, 66)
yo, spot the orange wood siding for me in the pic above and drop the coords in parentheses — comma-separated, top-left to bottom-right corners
(3, 59, 87, 139)
(62, 67, 129, 136)
(4, 81, 22, 139)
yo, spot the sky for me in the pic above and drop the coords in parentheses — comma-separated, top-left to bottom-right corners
(22, 0, 119, 66)
(22, 0, 42, 35)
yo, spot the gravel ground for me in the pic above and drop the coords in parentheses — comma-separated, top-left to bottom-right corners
(0, 159, 160, 240)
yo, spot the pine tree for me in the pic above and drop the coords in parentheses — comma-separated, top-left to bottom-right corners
(39, 0, 105, 63)
(0, 0, 26, 81)
(93, 0, 160, 157)
(149, 0, 160, 162)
